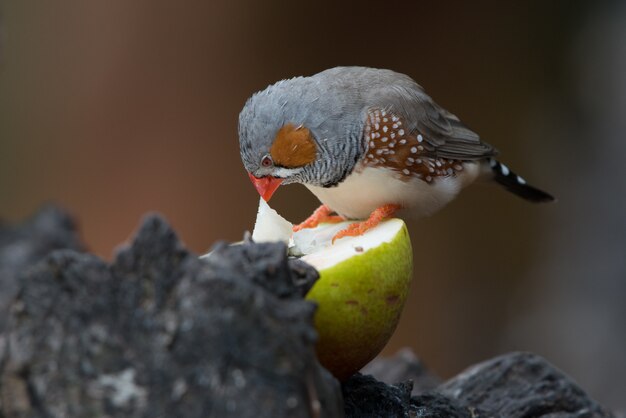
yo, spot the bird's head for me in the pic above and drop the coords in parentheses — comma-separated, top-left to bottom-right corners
(240, 119, 317, 201)
(238, 75, 366, 201)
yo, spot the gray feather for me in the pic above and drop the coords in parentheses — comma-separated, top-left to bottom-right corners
(238, 67, 497, 188)
(354, 68, 498, 160)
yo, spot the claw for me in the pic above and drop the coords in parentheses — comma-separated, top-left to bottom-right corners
(293, 205, 344, 232)
(331, 204, 400, 243)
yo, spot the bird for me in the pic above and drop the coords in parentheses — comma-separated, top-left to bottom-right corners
(239, 67, 554, 242)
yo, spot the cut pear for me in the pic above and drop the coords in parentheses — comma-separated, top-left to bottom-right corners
(294, 220, 413, 380)
(246, 200, 414, 380)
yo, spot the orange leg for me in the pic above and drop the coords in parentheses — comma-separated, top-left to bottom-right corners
(332, 204, 400, 243)
(293, 204, 345, 232)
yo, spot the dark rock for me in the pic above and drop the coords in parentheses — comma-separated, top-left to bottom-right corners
(348, 351, 615, 417)
(438, 351, 614, 417)
(342, 374, 471, 418)
(362, 348, 442, 394)
(0, 214, 342, 418)
(0, 206, 83, 331)
(204, 240, 319, 299)
(0, 208, 618, 417)
(342, 373, 414, 418)
(411, 393, 474, 418)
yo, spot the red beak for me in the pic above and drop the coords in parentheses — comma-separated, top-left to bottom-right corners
(248, 173, 283, 201)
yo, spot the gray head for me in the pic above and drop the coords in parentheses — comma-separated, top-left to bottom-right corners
(239, 68, 377, 200)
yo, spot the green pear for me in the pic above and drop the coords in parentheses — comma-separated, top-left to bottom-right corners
(294, 220, 413, 380)
(250, 199, 414, 380)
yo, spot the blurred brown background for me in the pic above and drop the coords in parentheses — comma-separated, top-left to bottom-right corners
(1, 0, 625, 409)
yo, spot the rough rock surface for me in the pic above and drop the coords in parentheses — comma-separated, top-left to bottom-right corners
(0, 206, 84, 331)
(343, 373, 471, 418)
(352, 350, 614, 418)
(438, 351, 614, 417)
(0, 214, 342, 418)
(361, 348, 441, 395)
(0, 207, 617, 417)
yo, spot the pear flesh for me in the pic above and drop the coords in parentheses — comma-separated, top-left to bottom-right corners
(251, 198, 294, 244)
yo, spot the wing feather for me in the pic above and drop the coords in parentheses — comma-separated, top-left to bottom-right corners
(375, 82, 498, 161)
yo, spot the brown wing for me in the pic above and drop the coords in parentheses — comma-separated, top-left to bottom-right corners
(361, 108, 467, 183)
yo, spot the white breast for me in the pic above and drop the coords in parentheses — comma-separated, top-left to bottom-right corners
(305, 162, 482, 219)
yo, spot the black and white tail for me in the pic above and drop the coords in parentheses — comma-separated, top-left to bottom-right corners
(488, 159, 555, 203)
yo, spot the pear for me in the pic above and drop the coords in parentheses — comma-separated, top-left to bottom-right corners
(250, 198, 414, 380)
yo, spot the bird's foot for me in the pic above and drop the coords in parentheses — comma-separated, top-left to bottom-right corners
(332, 204, 400, 243)
(293, 204, 344, 232)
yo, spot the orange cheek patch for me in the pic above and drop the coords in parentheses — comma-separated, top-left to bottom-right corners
(270, 124, 317, 168)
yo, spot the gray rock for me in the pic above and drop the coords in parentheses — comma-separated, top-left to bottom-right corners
(0, 207, 617, 417)
(0, 214, 342, 418)
(0, 205, 83, 331)
(343, 373, 470, 418)
(351, 351, 614, 417)
(361, 348, 441, 395)
(438, 351, 614, 417)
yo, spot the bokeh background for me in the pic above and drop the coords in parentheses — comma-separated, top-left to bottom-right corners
(1, 0, 625, 409)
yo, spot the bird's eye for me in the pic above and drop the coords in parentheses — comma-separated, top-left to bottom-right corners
(261, 155, 273, 168)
